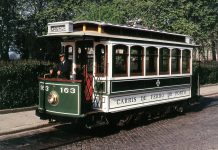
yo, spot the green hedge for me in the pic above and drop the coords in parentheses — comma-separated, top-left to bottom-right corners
(193, 61, 218, 85)
(1, 60, 217, 110)
(0, 60, 51, 109)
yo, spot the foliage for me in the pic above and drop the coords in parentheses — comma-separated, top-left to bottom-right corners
(193, 61, 218, 85)
(0, 60, 51, 109)
(0, 0, 217, 60)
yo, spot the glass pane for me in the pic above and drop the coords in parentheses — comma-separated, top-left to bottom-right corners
(159, 48, 170, 74)
(146, 47, 157, 75)
(95, 44, 105, 74)
(130, 46, 143, 76)
(182, 50, 190, 73)
(172, 49, 181, 74)
(113, 45, 128, 76)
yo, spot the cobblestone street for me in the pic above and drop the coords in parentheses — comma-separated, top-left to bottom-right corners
(54, 96, 218, 150)
(1, 95, 218, 150)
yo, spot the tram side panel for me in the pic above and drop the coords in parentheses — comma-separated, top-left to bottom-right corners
(93, 76, 192, 113)
(108, 86, 191, 112)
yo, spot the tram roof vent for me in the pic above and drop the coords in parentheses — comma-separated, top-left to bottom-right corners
(47, 21, 73, 34)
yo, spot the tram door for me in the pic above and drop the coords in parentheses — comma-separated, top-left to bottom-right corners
(76, 41, 94, 101)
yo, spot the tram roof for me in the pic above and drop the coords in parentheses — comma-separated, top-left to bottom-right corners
(43, 31, 193, 47)
(73, 20, 187, 37)
(42, 21, 195, 46)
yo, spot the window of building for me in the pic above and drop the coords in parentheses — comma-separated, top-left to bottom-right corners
(112, 44, 128, 77)
(130, 46, 144, 76)
(95, 44, 106, 76)
(182, 49, 191, 74)
(146, 47, 158, 75)
(171, 48, 181, 74)
(159, 48, 170, 75)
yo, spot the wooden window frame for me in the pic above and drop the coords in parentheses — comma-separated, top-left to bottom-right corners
(112, 44, 128, 77)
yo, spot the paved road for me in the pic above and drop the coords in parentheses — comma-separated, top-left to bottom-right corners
(1, 95, 218, 150)
(53, 95, 218, 150)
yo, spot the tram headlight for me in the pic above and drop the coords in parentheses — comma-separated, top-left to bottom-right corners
(48, 91, 59, 106)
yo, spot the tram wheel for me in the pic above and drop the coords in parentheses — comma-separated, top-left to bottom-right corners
(117, 114, 134, 127)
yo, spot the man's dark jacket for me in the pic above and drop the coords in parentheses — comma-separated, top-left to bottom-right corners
(57, 60, 70, 79)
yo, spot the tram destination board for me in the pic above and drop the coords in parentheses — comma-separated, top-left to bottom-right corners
(109, 87, 191, 109)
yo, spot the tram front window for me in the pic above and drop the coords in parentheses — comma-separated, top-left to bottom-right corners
(112, 44, 128, 77)
(75, 40, 94, 77)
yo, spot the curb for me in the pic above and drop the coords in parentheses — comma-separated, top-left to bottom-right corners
(0, 106, 37, 114)
(0, 122, 57, 137)
(201, 83, 218, 87)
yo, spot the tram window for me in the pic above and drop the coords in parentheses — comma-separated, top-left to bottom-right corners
(146, 47, 158, 75)
(159, 48, 170, 75)
(76, 41, 94, 74)
(182, 50, 191, 74)
(87, 47, 94, 73)
(95, 44, 106, 76)
(64, 45, 73, 61)
(130, 46, 143, 76)
(172, 49, 181, 74)
(112, 44, 128, 77)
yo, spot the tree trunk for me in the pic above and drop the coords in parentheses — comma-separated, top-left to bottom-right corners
(215, 40, 218, 61)
(212, 40, 216, 61)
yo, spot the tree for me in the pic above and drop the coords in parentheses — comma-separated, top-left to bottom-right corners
(0, 0, 19, 60)
(2, 0, 217, 60)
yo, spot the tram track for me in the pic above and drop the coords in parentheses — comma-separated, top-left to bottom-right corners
(0, 123, 95, 150)
(39, 134, 93, 150)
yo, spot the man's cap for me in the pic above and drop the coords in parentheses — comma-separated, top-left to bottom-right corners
(59, 53, 65, 57)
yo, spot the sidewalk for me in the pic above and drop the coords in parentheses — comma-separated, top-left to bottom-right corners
(0, 110, 50, 136)
(0, 85, 217, 136)
(200, 84, 218, 96)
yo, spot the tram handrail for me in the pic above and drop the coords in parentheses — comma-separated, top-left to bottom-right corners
(44, 73, 50, 78)
(38, 77, 82, 83)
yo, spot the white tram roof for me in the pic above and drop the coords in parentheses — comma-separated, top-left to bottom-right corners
(43, 20, 195, 46)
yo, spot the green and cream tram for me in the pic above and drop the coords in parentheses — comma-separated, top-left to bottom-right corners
(36, 21, 197, 127)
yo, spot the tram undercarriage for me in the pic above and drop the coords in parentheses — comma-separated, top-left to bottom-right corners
(37, 97, 196, 129)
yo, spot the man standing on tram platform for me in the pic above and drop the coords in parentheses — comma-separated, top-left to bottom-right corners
(50, 53, 71, 79)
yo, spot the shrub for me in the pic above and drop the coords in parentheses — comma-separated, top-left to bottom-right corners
(1, 60, 217, 110)
(0, 60, 51, 109)
(193, 61, 218, 85)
